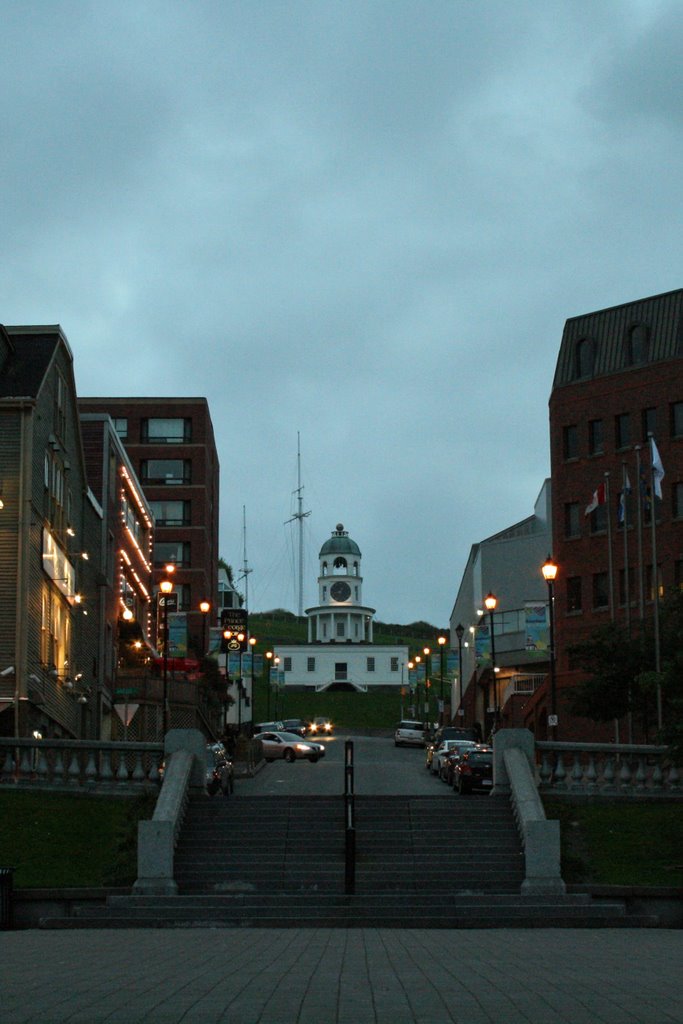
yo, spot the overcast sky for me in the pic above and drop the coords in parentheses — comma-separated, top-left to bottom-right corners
(1, 0, 681, 627)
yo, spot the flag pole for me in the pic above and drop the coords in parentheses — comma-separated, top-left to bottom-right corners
(604, 472, 615, 622)
(622, 460, 633, 743)
(635, 445, 644, 620)
(648, 435, 663, 731)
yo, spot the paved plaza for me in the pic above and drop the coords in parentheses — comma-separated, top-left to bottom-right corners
(1, 927, 682, 1024)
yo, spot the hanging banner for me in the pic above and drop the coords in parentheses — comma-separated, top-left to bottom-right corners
(475, 623, 491, 666)
(525, 603, 549, 656)
(168, 612, 188, 658)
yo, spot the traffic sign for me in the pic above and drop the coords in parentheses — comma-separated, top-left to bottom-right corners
(115, 687, 138, 696)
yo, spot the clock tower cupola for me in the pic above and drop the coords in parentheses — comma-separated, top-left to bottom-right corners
(305, 524, 376, 643)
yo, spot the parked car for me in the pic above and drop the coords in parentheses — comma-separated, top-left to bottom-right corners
(431, 739, 467, 776)
(308, 716, 333, 735)
(440, 741, 479, 783)
(282, 718, 307, 737)
(452, 747, 493, 794)
(433, 726, 480, 745)
(254, 731, 325, 763)
(394, 720, 426, 747)
(253, 720, 285, 734)
(205, 742, 234, 796)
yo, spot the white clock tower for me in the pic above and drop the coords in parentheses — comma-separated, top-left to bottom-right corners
(305, 524, 376, 643)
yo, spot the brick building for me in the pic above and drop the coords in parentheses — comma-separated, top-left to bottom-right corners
(527, 289, 683, 740)
(77, 398, 220, 659)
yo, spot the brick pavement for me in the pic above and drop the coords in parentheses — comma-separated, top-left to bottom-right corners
(1, 928, 682, 1024)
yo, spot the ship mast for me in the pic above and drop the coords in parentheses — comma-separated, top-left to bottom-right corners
(285, 432, 311, 617)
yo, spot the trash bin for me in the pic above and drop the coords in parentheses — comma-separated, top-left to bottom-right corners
(0, 867, 14, 930)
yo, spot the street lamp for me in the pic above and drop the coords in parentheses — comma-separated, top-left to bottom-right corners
(249, 636, 257, 724)
(223, 629, 232, 731)
(159, 563, 175, 736)
(483, 592, 498, 736)
(273, 656, 281, 718)
(455, 623, 464, 718)
(407, 660, 415, 715)
(199, 600, 211, 655)
(423, 647, 431, 726)
(541, 555, 559, 740)
(437, 635, 447, 723)
(265, 651, 273, 719)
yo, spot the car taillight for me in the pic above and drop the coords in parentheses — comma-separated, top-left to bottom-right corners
(460, 764, 472, 774)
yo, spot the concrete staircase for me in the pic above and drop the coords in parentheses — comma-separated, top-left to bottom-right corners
(39, 794, 659, 928)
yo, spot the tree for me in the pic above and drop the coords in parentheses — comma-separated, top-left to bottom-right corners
(566, 590, 683, 753)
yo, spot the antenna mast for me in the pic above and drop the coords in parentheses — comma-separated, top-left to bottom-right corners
(238, 505, 252, 610)
(285, 432, 311, 617)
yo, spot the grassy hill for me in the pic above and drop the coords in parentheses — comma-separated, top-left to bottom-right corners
(248, 610, 447, 650)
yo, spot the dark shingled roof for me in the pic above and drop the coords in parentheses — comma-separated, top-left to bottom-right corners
(0, 326, 62, 399)
(552, 288, 683, 390)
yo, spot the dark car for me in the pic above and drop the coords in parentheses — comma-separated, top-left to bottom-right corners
(205, 742, 234, 796)
(452, 747, 493, 794)
(433, 726, 479, 746)
(282, 718, 307, 737)
(440, 740, 479, 783)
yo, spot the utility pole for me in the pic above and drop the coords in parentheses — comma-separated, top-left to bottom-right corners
(285, 433, 311, 617)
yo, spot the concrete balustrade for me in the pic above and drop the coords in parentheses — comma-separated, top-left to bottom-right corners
(0, 736, 164, 791)
(536, 741, 680, 796)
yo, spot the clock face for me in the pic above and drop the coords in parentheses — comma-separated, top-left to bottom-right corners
(330, 581, 351, 602)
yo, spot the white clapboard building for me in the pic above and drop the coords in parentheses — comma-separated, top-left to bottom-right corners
(274, 524, 409, 692)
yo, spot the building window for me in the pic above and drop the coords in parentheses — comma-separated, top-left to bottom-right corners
(592, 572, 609, 610)
(336, 621, 345, 638)
(148, 499, 190, 527)
(284, 657, 292, 672)
(673, 482, 683, 520)
(671, 401, 683, 438)
(641, 407, 657, 443)
(588, 419, 604, 456)
(140, 459, 191, 485)
(566, 577, 582, 613)
(618, 568, 635, 607)
(615, 413, 631, 450)
(153, 541, 190, 568)
(626, 324, 649, 365)
(588, 504, 607, 535)
(141, 418, 192, 443)
(307, 657, 315, 672)
(645, 564, 663, 602)
(113, 418, 128, 440)
(335, 662, 348, 680)
(575, 338, 594, 378)
(367, 657, 375, 672)
(564, 502, 581, 539)
(391, 657, 399, 672)
(322, 586, 327, 600)
(563, 424, 579, 460)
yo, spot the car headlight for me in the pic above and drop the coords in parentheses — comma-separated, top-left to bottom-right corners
(296, 744, 310, 752)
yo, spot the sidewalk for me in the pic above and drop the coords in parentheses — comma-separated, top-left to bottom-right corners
(2, 927, 682, 1023)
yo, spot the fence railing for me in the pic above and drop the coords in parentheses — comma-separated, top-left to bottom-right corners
(536, 741, 680, 796)
(0, 737, 164, 792)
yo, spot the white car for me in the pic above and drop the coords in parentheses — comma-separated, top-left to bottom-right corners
(394, 720, 426, 747)
(254, 731, 325, 763)
(432, 739, 472, 776)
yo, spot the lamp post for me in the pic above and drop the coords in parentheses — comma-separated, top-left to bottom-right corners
(484, 592, 498, 736)
(414, 655, 421, 720)
(223, 629, 232, 732)
(273, 656, 281, 718)
(265, 651, 273, 719)
(407, 660, 414, 716)
(455, 623, 464, 718)
(541, 555, 559, 740)
(437, 635, 446, 723)
(423, 647, 431, 728)
(249, 636, 257, 726)
(236, 632, 245, 732)
(159, 562, 175, 736)
(199, 600, 211, 656)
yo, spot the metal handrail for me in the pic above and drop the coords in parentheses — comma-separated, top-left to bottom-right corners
(344, 739, 355, 894)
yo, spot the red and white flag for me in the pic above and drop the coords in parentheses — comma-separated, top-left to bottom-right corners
(585, 482, 606, 516)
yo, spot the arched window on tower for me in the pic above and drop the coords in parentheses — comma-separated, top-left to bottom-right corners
(333, 557, 347, 575)
(322, 562, 328, 576)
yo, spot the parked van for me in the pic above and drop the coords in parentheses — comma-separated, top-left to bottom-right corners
(394, 720, 427, 747)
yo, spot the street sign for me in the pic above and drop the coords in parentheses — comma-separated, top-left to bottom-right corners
(220, 607, 248, 633)
(115, 688, 138, 696)
(547, 713, 559, 727)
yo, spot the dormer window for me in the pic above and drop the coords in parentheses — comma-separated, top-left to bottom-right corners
(626, 324, 649, 366)
(574, 338, 594, 379)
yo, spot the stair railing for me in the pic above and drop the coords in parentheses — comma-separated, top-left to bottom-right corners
(344, 739, 355, 894)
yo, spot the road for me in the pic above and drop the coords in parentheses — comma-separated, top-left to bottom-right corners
(237, 732, 446, 796)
